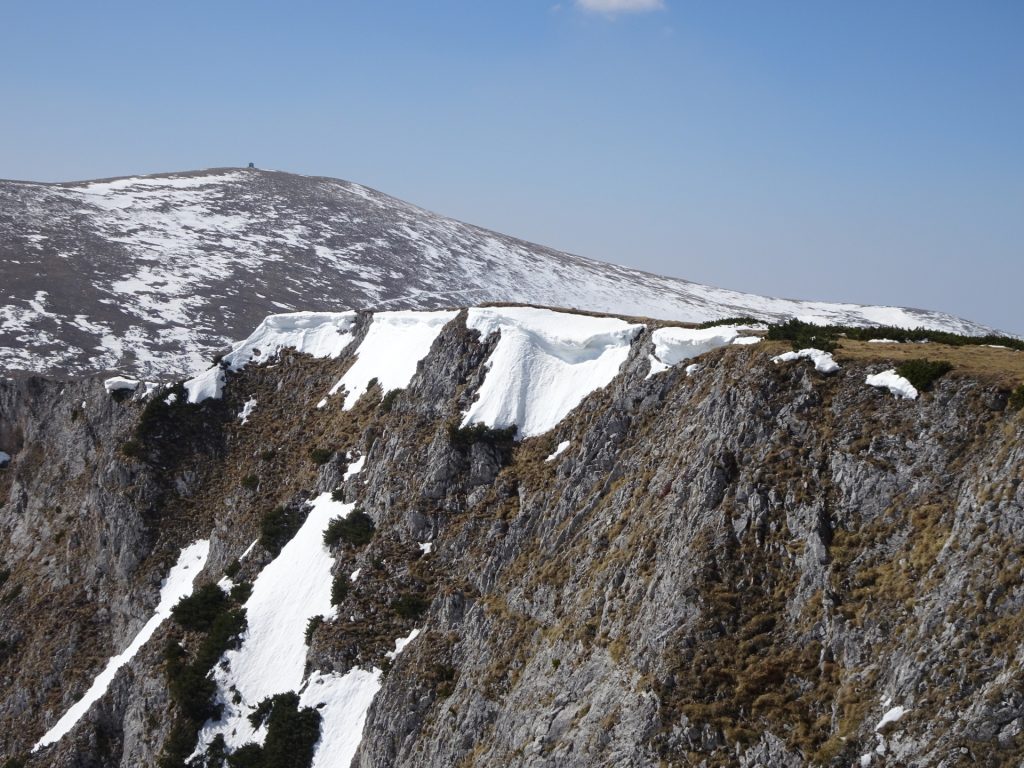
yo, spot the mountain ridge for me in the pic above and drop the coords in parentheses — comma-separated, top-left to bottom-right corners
(0, 166, 1000, 381)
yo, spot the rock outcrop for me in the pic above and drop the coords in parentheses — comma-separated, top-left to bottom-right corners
(1, 308, 1022, 767)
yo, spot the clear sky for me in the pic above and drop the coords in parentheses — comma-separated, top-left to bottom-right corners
(2, 1, 1021, 332)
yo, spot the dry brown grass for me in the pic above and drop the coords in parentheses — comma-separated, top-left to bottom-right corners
(835, 340, 1024, 388)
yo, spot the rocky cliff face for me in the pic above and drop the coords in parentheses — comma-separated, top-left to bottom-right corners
(1, 308, 1022, 768)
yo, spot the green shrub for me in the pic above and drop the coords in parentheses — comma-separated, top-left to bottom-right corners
(2, 755, 28, 768)
(765, 319, 838, 353)
(260, 692, 322, 768)
(842, 324, 1024, 350)
(226, 744, 264, 768)
(0, 637, 17, 665)
(323, 510, 375, 548)
(241, 474, 259, 491)
(895, 359, 954, 391)
(695, 316, 762, 329)
(447, 422, 517, 451)
(1010, 385, 1024, 412)
(331, 575, 349, 606)
(309, 447, 334, 465)
(331, 488, 345, 502)
(224, 559, 241, 579)
(380, 388, 402, 413)
(171, 583, 229, 632)
(224, 693, 321, 768)
(260, 449, 275, 461)
(121, 439, 145, 460)
(230, 581, 253, 604)
(165, 601, 247, 734)
(260, 506, 303, 556)
(305, 615, 324, 644)
(392, 592, 429, 619)
(0, 569, 9, 590)
(110, 387, 134, 403)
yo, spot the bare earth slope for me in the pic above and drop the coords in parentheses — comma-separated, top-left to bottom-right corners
(0, 167, 993, 379)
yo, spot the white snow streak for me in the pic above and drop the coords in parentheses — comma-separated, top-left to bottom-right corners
(34, 541, 210, 750)
(875, 705, 908, 731)
(546, 440, 571, 462)
(299, 669, 381, 768)
(385, 628, 421, 660)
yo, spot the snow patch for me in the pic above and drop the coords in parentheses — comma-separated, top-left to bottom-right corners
(651, 326, 746, 367)
(462, 307, 643, 438)
(418, 542, 433, 555)
(326, 310, 456, 409)
(685, 363, 701, 376)
(646, 355, 670, 379)
(345, 455, 366, 478)
(184, 365, 225, 403)
(772, 348, 840, 374)
(185, 312, 357, 403)
(875, 705, 908, 731)
(34, 540, 210, 750)
(546, 440, 571, 462)
(103, 376, 140, 394)
(0, 451, 10, 468)
(385, 628, 421, 660)
(349, 568, 361, 582)
(298, 668, 382, 768)
(238, 397, 257, 424)
(866, 370, 918, 400)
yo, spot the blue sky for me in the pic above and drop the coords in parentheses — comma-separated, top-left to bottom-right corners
(2, 1, 1021, 331)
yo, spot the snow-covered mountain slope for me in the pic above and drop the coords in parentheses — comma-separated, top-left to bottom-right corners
(0, 167, 994, 378)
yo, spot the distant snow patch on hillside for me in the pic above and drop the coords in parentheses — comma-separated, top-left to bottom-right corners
(462, 307, 643, 438)
(34, 540, 210, 751)
(326, 310, 457, 409)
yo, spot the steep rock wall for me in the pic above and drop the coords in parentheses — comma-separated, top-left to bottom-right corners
(1, 311, 1022, 768)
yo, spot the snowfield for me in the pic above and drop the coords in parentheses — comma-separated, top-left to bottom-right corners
(0, 168, 999, 379)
